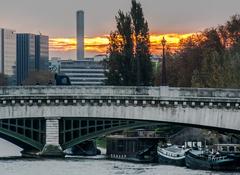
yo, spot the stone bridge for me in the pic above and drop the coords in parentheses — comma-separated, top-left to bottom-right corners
(0, 86, 240, 156)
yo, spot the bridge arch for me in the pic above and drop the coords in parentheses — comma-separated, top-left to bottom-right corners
(59, 118, 151, 150)
(0, 118, 45, 151)
(58, 116, 239, 150)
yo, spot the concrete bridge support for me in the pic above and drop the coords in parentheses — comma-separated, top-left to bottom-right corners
(40, 118, 64, 157)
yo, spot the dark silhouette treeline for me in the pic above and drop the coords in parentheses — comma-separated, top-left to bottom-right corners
(105, 0, 240, 88)
(165, 15, 240, 88)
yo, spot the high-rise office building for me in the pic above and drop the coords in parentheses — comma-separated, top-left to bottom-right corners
(0, 28, 17, 85)
(35, 35, 49, 71)
(76, 10, 84, 60)
(17, 33, 49, 85)
(16, 33, 36, 85)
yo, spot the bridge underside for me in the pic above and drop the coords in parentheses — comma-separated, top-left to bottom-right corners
(0, 118, 45, 151)
(0, 118, 150, 156)
(59, 118, 149, 150)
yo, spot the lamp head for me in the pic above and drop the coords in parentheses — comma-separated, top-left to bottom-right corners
(161, 36, 167, 47)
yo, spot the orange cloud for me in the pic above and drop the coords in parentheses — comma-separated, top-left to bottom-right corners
(49, 33, 194, 55)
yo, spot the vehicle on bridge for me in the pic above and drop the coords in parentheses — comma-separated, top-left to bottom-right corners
(55, 74, 71, 85)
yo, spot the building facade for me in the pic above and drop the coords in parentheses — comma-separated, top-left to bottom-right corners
(17, 34, 49, 85)
(17, 34, 36, 85)
(0, 28, 17, 85)
(60, 60, 106, 86)
(49, 57, 61, 74)
(35, 35, 49, 71)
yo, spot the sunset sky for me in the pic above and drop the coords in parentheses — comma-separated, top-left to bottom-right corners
(49, 33, 194, 58)
(1, 0, 240, 59)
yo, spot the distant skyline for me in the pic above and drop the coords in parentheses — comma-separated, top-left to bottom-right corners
(1, 0, 240, 59)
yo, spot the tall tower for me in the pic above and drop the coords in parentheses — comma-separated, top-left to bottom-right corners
(76, 10, 84, 60)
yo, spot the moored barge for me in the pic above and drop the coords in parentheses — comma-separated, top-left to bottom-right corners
(106, 135, 164, 163)
(157, 145, 188, 166)
(185, 150, 240, 170)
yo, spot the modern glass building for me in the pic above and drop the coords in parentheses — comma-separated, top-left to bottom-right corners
(0, 28, 17, 85)
(16, 34, 36, 85)
(60, 59, 106, 86)
(17, 34, 49, 85)
(35, 35, 49, 71)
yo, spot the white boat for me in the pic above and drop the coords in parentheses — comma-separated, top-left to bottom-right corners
(157, 145, 188, 166)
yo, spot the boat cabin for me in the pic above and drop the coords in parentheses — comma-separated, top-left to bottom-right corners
(106, 135, 164, 162)
(213, 144, 240, 154)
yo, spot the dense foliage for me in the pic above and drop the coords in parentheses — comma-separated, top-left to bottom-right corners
(105, 0, 153, 86)
(106, 8, 240, 88)
(166, 15, 240, 88)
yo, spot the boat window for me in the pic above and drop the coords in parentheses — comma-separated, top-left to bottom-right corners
(236, 147, 240, 152)
(221, 146, 227, 152)
(118, 140, 125, 152)
(229, 146, 235, 152)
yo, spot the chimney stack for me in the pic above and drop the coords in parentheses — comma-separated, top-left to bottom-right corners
(76, 10, 84, 60)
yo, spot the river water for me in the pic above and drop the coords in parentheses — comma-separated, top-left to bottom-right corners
(0, 157, 240, 175)
(0, 139, 239, 175)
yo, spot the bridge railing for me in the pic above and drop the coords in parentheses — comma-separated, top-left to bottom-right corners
(0, 86, 240, 99)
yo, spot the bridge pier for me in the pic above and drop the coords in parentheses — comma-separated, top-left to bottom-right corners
(39, 118, 64, 157)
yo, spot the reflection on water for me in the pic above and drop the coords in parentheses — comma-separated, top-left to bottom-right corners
(0, 140, 239, 175)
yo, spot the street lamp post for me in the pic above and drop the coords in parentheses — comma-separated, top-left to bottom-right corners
(161, 37, 167, 86)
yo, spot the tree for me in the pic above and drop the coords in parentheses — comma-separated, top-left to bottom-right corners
(191, 51, 223, 88)
(162, 14, 240, 88)
(190, 15, 240, 88)
(167, 34, 205, 87)
(105, 0, 153, 86)
(131, 0, 153, 85)
(226, 15, 240, 50)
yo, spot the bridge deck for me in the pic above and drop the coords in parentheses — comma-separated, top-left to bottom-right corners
(0, 86, 239, 132)
(1, 86, 240, 99)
